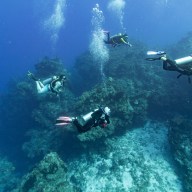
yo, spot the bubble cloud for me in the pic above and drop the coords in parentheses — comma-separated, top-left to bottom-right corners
(90, 4, 109, 81)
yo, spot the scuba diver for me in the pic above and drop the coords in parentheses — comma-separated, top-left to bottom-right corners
(27, 71, 66, 95)
(146, 51, 192, 83)
(56, 106, 111, 133)
(104, 31, 132, 47)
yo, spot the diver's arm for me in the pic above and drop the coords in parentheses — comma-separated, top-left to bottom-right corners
(127, 41, 132, 47)
(120, 38, 128, 44)
(103, 31, 110, 43)
(161, 57, 178, 71)
(120, 38, 132, 47)
(105, 115, 110, 124)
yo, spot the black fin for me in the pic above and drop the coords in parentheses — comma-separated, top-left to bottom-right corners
(177, 74, 182, 79)
(188, 76, 191, 84)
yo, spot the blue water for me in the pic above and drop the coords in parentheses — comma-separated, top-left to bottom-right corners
(1, 0, 192, 92)
(1, 0, 192, 191)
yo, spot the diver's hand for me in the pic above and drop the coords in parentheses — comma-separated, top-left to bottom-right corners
(27, 71, 38, 81)
(160, 56, 167, 61)
(127, 42, 132, 47)
(27, 71, 33, 77)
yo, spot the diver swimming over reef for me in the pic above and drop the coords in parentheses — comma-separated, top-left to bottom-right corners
(27, 71, 66, 95)
(104, 31, 132, 47)
(56, 106, 111, 133)
(146, 51, 192, 83)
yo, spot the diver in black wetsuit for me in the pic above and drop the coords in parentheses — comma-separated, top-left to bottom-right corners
(56, 106, 111, 133)
(146, 51, 192, 83)
(104, 31, 132, 47)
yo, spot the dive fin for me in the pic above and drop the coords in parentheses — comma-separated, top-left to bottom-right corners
(177, 74, 182, 79)
(145, 57, 161, 61)
(188, 76, 191, 84)
(55, 122, 70, 126)
(57, 116, 72, 121)
(56, 116, 73, 126)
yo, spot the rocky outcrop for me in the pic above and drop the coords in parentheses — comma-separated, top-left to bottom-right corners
(13, 152, 77, 192)
(169, 116, 192, 192)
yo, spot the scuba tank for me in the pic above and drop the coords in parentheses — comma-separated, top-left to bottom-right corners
(76, 111, 94, 127)
(82, 112, 93, 122)
(175, 56, 192, 65)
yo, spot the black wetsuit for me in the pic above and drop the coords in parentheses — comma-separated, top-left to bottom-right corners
(73, 108, 110, 133)
(163, 59, 192, 82)
(104, 32, 129, 47)
(50, 76, 65, 95)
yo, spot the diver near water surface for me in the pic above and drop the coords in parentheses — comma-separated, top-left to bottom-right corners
(56, 106, 111, 133)
(146, 51, 192, 83)
(104, 31, 132, 47)
(27, 71, 66, 95)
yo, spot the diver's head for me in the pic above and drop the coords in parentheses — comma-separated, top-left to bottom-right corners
(52, 76, 57, 80)
(104, 107, 111, 116)
(58, 75, 66, 81)
(56, 75, 66, 87)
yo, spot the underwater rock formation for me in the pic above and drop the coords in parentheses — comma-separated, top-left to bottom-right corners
(74, 77, 149, 141)
(74, 40, 174, 118)
(74, 51, 102, 91)
(169, 116, 192, 192)
(0, 57, 76, 160)
(74, 40, 152, 91)
(169, 32, 192, 58)
(75, 40, 165, 88)
(73, 40, 170, 141)
(34, 57, 66, 78)
(13, 152, 77, 192)
(0, 155, 18, 191)
(163, 33, 192, 192)
(1, 36, 192, 191)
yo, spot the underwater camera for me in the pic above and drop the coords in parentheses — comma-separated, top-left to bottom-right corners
(147, 51, 166, 56)
(146, 51, 166, 61)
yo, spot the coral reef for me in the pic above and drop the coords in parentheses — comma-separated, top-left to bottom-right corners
(0, 154, 18, 191)
(34, 57, 66, 78)
(164, 33, 192, 191)
(74, 52, 101, 91)
(72, 41, 168, 141)
(74, 77, 149, 141)
(0, 57, 76, 160)
(74, 40, 162, 91)
(2, 34, 192, 191)
(12, 152, 77, 192)
(169, 32, 192, 58)
(169, 116, 192, 192)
